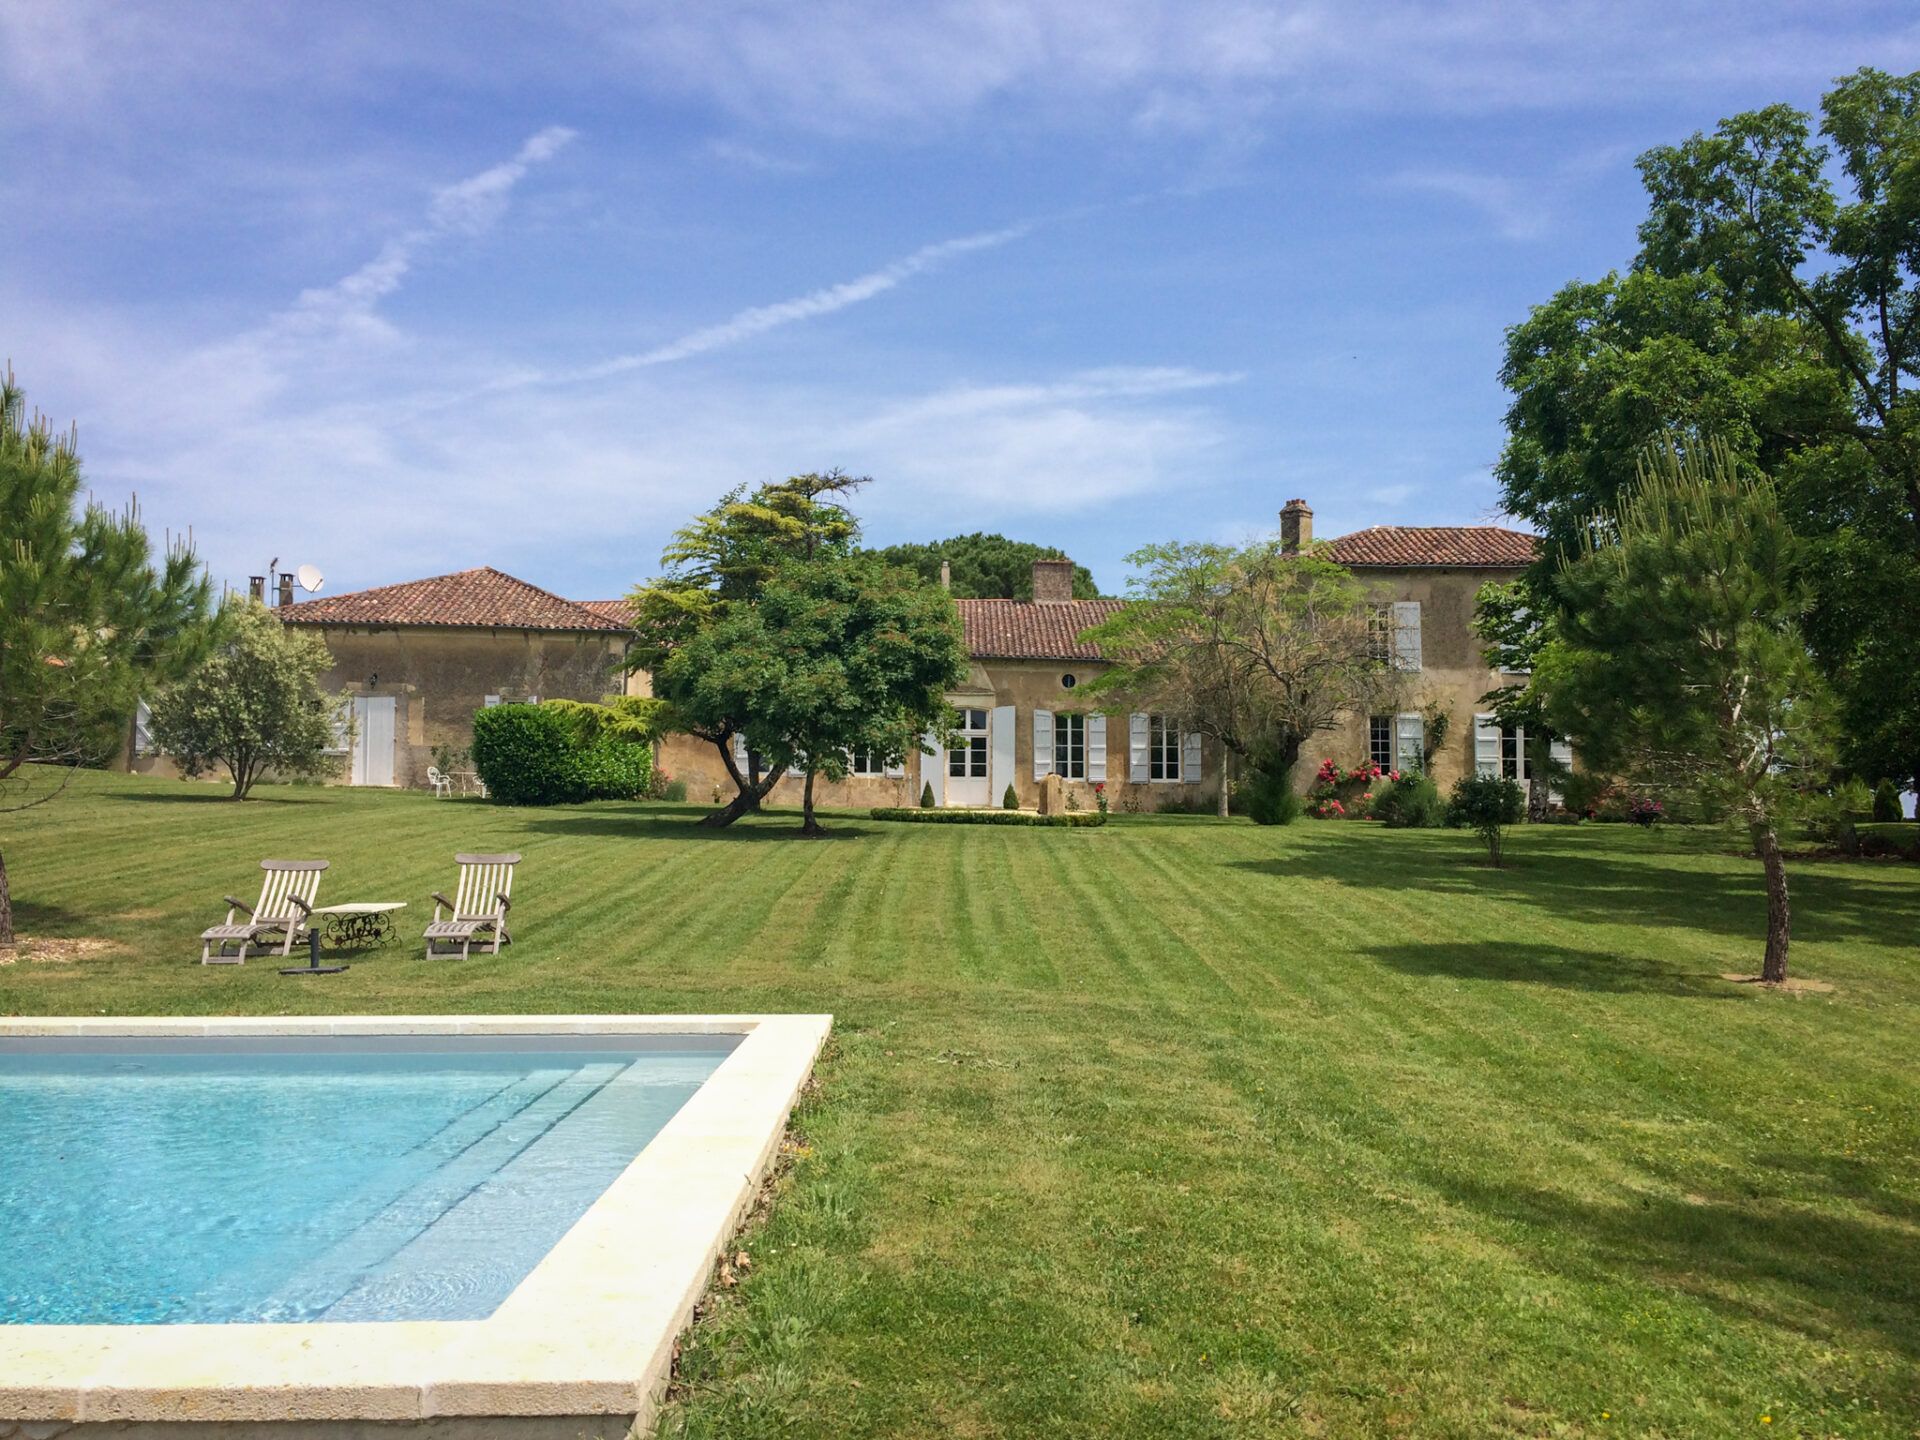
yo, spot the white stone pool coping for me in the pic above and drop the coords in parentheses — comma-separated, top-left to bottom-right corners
(0, 1013, 832, 1433)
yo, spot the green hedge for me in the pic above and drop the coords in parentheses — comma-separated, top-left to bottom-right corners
(1857, 821, 1919, 858)
(868, 807, 1107, 828)
(472, 703, 654, 805)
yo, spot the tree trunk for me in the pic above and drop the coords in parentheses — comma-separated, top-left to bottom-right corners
(1753, 821, 1791, 984)
(800, 769, 823, 836)
(1216, 752, 1231, 820)
(701, 735, 778, 827)
(1527, 775, 1548, 823)
(0, 845, 14, 949)
(700, 773, 780, 827)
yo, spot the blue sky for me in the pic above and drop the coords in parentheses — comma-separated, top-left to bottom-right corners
(4, 2, 1914, 601)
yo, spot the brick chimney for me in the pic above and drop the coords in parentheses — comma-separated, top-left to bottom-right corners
(1280, 498, 1313, 555)
(277, 573, 295, 608)
(248, 575, 266, 602)
(1031, 557, 1074, 603)
(939, 559, 952, 591)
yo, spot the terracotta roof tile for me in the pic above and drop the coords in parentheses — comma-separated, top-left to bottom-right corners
(956, 598, 1127, 660)
(1322, 526, 1538, 569)
(277, 568, 628, 633)
(577, 598, 637, 626)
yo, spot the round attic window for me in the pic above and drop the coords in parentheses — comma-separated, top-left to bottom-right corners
(1061, 673, 1078, 689)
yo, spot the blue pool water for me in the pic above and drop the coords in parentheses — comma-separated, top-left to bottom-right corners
(0, 1036, 735, 1325)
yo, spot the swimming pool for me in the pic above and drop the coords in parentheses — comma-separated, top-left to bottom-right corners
(1, 1035, 737, 1325)
(0, 1014, 830, 1435)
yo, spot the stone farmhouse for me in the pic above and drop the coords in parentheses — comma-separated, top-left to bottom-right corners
(126, 503, 1555, 807)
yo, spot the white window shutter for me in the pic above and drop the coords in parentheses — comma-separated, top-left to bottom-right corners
(1548, 736, 1573, 804)
(1129, 713, 1150, 781)
(1033, 709, 1053, 780)
(989, 705, 1016, 801)
(1392, 601, 1422, 672)
(1087, 713, 1107, 781)
(134, 699, 153, 755)
(732, 733, 749, 770)
(1394, 713, 1423, 772)
(1473, 714, 1499, 777)
(1182, 730, 1201, 782)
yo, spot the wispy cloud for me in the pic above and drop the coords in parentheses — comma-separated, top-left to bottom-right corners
(558, 223, 1031, 379)
(705, 138, 812, 175)
(281, 126, 576, 338)
(1382, 169, 1548, 242)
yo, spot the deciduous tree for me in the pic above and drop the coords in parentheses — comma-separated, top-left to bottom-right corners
(1499, 68, 1920, 795)
(0, 368, 213, 945)
(627, 470, 868, 826)
(664, 553, 965, 834)
(1081, 541, 1389, 817)
(872, 533, 1098, 598)
(146, 599, 344, 799)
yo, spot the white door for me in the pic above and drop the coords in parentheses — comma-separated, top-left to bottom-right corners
(351, 695, 396, 787)
(946, 707, 991, 807)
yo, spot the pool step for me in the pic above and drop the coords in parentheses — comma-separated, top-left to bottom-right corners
(257, 1064, 626, 1320)
(314, 1060, 694, 1322)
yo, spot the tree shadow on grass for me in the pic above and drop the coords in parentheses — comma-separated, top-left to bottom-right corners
(3, 899, 93, 935)
(1364, 941, 1738, 998)
(1424, 1161, 1920, 1369)
(519, 810, 874, 843)
(1230, 828, 1920, 949)
(110, 790, 323, 805)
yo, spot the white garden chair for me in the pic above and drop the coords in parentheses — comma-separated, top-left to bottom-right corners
(426, 765, 453, 799)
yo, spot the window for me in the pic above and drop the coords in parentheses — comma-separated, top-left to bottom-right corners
(1368, 716, 1393, 771)
(1148, 714, 1182, 781)
(1053, 713, 1086, 779)
(1367, 606, 1394, 664)
(1501, 724, 1527, 781)
(949, 708, 988, 778)
(847, 747, 885, 777)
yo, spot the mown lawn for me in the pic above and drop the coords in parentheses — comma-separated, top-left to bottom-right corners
(4, 769, 1918, 1439)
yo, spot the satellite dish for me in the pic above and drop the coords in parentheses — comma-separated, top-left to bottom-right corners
(295, 564, 324, 594)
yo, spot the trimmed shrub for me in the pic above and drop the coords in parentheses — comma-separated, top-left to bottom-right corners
(656, 776, 688, 803)
(1872, 779, 1903, 823)
(572, 735, 654, 801)
(472, 702, 654, 805)
(1857, 821, 1919, 858)
(472, 703, 581, 805)
(869, 807, 1106, 827)
(920, 781, 936, 809)
(1003, 783, 1020, 810)
(1447, 772, 1525, 865)
(1373, 771, 1445, 829)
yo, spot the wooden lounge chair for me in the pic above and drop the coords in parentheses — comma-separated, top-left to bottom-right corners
(200, 860, 328, 964)
(423, 852, 519, 959)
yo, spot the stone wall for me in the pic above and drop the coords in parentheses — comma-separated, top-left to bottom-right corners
(129, 625, 630, 790)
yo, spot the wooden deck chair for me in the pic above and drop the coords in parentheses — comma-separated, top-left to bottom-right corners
(423, 852, 519, 959)
(200, 860, 328, 964)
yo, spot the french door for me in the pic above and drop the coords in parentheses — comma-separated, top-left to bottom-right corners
(946, 708, 991, 807)
(350, 695, 396, 787)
